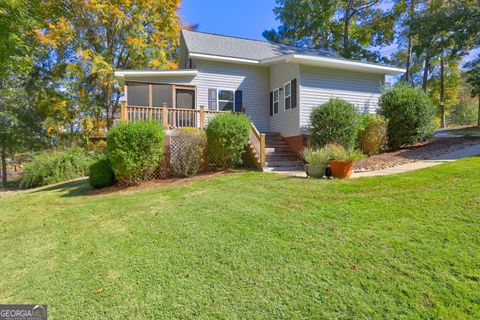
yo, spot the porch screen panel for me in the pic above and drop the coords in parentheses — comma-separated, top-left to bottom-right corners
(152, 84, 173, 107)
(127, 83, 149, 106)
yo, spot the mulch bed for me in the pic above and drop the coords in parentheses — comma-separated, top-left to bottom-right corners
(354, 136, 480, 172)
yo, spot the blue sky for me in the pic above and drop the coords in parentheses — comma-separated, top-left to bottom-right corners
(179, 0, 279, 40)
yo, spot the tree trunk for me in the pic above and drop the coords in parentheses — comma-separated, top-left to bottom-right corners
(343, 11, 351, 58)
(405, 0, 414, 83)
(1, 140, 6, 189)
(422, 48, 430, 92)
(440, 55, 446, 128)
(478, 95, 480, 127)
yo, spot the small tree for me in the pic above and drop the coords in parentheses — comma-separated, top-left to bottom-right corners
(464, 55, 480, 127)
(308, 98, 359, 149)
(379, 85, 436, 148)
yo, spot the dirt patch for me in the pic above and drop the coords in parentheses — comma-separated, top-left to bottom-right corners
(354, 136, 480, 172)
(87, 170, 245, 196)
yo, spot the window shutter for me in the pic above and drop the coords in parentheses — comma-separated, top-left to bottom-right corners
(269, 91, 273, 116)
(208, 88, 217, 110)
(234, 90, 243, 112)
(291, 79, 297, 109)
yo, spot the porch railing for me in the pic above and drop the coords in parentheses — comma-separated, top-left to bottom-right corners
(120, 102, 222, 129)
(249, 122, 266, 168)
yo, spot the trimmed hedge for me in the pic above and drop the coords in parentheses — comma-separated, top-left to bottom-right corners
(107, 121, 165, 184)
(20, 148, 95, 189)
(379, 85, 436, 148)
(89, 157, 115, 189)
(309, 98, 359, 149)
(356, 114, 388, 156)
(206, 112, 251, 169)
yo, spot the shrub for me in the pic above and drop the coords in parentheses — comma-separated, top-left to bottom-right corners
(107, 121, 165, 184)
(449, 101, 478, 127)
(302, 148, 330, 167)
(309, 98, 359, 149)
(206, 112, 251, 169)
(356, 114, 388, 156)
(88, 157, 115, 189)
(20, 148, 95, 188)
(379, 85, 436, 149)
(323, 143, 365, 161)
(171, 128, 207, 177)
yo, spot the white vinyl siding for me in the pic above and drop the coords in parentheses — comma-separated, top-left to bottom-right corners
(299, 65, 385, 134)
(269, 63, 300, 137)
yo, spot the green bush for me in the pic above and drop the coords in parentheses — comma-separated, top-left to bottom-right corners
(379, 85, 436, 148)
(107, 121, 165, 184)
(449, 101, 478, 127)
(309, 98, 359, 149)
(302, 147, 330, 167)
(171, 128, 207, 177)
(206, 112, 251, 169)
(356, 114, 388, 156)
(20, 148, 95, 188)
(88, 157, 115, 189)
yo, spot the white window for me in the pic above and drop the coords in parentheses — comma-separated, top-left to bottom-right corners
(284, 82, 292, 110)
(218, 89, 234, 111)
(273, 89, 279, 114)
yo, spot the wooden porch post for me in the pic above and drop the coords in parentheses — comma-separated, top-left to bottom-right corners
(162, 105, 168, 129)
(120, 101, 127, 122)
(260, 133, 266, 168)
(199, 106, 205, 129)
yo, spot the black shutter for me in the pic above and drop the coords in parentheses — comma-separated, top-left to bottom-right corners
(269, 91, 273, 116)
(291, 79, 297, 109)
(234, 90, 243, 112)
(208, 88, 217, 110)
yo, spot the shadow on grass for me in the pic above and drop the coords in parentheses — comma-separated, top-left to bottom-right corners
(32, 178, 90, 197)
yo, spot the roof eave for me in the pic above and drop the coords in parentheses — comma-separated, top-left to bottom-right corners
(188, 52, 260, 65)
(114, 70, 199, 87)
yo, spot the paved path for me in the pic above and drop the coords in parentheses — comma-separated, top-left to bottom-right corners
(274, 143, 480, 179)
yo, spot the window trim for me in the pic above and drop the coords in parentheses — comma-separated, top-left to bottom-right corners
(273, 88, 279, 114)
(217, 88, 235, 111)
(284, 81, 292, 110)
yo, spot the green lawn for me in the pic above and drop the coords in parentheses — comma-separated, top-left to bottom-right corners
(1, 158, 480, 319)
(445, 126, 480, 136)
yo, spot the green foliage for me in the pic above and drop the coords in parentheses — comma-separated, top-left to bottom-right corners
(20, 148, 95, 188)
(356, 114, 388, 155)
(88, 156, 115, 189)
(264, 0, 395, 62)
(309, 98, 359, 149)
(206, 113, 251, 169)
(302, 148, 330, 167)
(171, 129, 207, 178)
(107, 121, 165, 185)
(323, 143, 365, 161)
(379, 85, 436, 148)
(449, 101, 478, 127)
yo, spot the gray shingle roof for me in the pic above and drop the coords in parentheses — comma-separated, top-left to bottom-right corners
(182, 30, 336, 61)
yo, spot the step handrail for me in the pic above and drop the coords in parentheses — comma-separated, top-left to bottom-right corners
(248, 122, 265, 168)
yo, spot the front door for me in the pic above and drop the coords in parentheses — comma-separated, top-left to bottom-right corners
(174, 88, 196, 127)
(175, 88, 195, 109)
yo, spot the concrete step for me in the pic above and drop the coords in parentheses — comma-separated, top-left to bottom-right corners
(265, 155, 301, 161)
(265, 160, 304, 167)
(263, 166, 305, 172)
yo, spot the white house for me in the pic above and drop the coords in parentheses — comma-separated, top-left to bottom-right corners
(115, 30, 405, 171)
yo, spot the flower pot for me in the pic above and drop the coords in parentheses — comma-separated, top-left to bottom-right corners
(329, 160, 354, 179)
(304, 164, 326, 179)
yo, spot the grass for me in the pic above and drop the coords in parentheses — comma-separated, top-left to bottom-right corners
(1, 158, 480, 319)
(445, 126, 480, 136)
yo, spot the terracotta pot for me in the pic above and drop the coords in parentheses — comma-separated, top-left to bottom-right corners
(304, 164, 326, 179)
(329, 160, 354, 179)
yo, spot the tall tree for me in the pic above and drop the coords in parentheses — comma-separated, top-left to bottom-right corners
(36, 0, 182, 128)
(464, 55, 480, 126)
(264, 0, 395, 62)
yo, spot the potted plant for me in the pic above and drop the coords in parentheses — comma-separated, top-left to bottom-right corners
(302, 147, 329, 178)
(323, 143, 365, 179)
